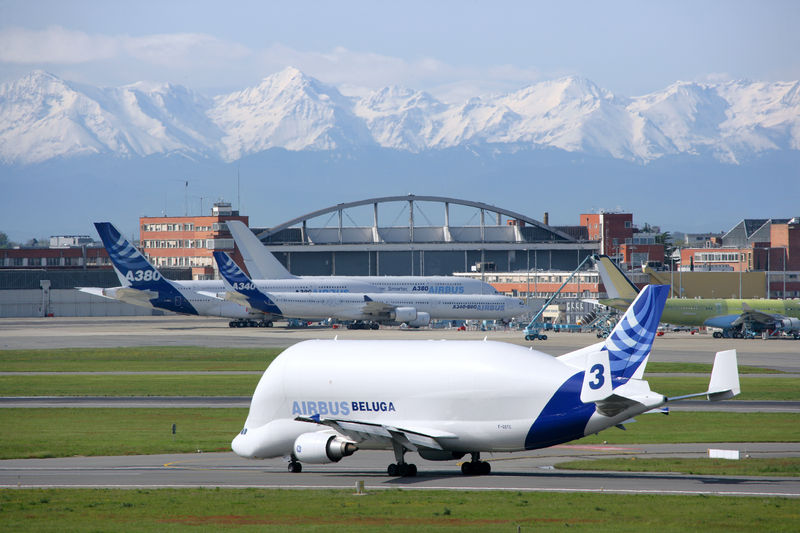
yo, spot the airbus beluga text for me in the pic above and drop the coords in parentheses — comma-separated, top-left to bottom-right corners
(232, 285, 741, 476)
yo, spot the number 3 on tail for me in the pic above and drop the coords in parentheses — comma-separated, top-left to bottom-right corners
(588, 363, 605, 390)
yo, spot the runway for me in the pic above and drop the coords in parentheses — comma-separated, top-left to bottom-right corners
(2, 445, 799, 497)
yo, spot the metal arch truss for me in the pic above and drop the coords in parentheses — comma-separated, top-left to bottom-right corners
(257, 194, 575, 244)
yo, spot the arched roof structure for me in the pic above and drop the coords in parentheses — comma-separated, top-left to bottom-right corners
(257, 194, 576, 245)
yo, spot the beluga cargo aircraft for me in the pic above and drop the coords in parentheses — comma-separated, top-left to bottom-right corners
(232, 284, 741, 476)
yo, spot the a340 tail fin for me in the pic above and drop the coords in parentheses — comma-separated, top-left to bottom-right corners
(603, 284, 670, 383)
(213, 251, 282, 315)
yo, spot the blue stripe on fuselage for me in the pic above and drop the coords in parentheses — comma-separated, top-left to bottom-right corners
(524, 372, 596, 450)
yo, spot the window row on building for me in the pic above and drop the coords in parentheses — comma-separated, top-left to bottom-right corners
(142, 239, 234, 250)
(141, 223, 227, 233)
(1, 256, 111, 268)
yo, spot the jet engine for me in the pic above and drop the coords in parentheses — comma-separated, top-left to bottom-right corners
(293, 432, 358, 464)
(406, 312, 431, 327)
(778, 317, 800, 332)
(391, 306, 418, 323)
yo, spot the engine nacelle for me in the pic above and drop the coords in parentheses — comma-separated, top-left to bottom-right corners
(391, 306, 417, 323)
(293, 432, 358, 464)
(418, 449, 466, 461)
(778, 317, 800, 332)
(406, 312, 431, 327)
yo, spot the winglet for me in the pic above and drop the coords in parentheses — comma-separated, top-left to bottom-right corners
(707, 349, 740, 401)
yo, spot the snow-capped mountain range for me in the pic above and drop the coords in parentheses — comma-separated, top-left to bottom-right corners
(1, 67, 798, 165)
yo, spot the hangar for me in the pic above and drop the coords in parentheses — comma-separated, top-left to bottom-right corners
(252, 194, 597, 277)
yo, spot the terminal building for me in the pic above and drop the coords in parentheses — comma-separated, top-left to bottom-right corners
(2, 194, 798, 319)
(250, 195, 598, 277)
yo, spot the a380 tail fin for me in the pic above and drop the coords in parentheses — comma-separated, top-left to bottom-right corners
(603, 284, 670, 383)
(93, 222, 199, 315)
(94, 222, 163, 288)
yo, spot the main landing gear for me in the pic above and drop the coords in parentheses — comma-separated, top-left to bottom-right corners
(228, 319, 273, 328)
(460, 452, 491, 475)
(288, 457, 302, 473)
(387, 441, 417, 477)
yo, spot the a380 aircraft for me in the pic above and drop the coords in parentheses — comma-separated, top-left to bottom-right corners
(226, 220, 498, 295)
(213, 251, 528, 327)
(232, 284, 740, 476)
(595, 255, 800, 339)
(83, 222, 498, 325)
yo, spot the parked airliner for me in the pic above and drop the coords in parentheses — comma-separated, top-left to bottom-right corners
(594, 255, 800, 339)
(226, 220, 498, 295)
(232, 284, 741, 476)
(85, 222, 423, 325)
(214, 251, 528, 326)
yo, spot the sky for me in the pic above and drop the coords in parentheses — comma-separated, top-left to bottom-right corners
(1, 0, 799, 242)
(1, 0, 799, 102)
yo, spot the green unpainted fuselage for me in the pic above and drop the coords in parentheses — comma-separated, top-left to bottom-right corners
(600, 297, 800, 328)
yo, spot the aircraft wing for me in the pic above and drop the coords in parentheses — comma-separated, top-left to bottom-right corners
(731, 303, 782, 328)
(77, 287, 114, 300)
(79, 286, 157, 303)
(295, 415, 457, 451)
(197, 290, 225, 301)
(218, 290, 253, 308)
(359, 296, 396, 318)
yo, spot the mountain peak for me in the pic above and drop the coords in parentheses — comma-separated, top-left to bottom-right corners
(2, 68, 798, 165)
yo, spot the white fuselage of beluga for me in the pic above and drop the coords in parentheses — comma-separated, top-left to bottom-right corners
(233, 339, 645, 460)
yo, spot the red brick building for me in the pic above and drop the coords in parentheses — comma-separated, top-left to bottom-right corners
(139, 202, 248, 280)
(579, 212, 633, 259)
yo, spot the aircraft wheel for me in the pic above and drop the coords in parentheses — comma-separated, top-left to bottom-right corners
(461, 462, 474, 475)
(713, 331, 722, 339)
(267, 321, 273, 328)
(288, 461, 302, 473)
(229, 321, 236, 328)
(540, 335, 547, 340)
(387, 463, 399, 476)
(480, 461, 491, 475)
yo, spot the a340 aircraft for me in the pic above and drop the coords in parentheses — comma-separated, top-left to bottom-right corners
(227, 220, 498, 295)
(83, 222, 497, 326)
(595, 255, 800, 339)
(213, 251, 529, 327)
(231, 284, 740, 476)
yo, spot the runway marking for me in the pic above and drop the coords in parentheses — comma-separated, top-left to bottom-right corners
(1, 484, 798, 498)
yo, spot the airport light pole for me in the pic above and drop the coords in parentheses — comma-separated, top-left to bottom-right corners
(525, 249, 530, 305)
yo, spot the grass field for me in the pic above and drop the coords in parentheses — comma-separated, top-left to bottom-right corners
(2, 374, 797, 400)
(1, 488, 798, 532)
(0, 408, 244, 459)
(0, 347, 282, 372)
(0, 374, 262, 396)
(0, 409, 797, 460)
(556, 457, 800, 477)
(0, 348, 787, 374)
